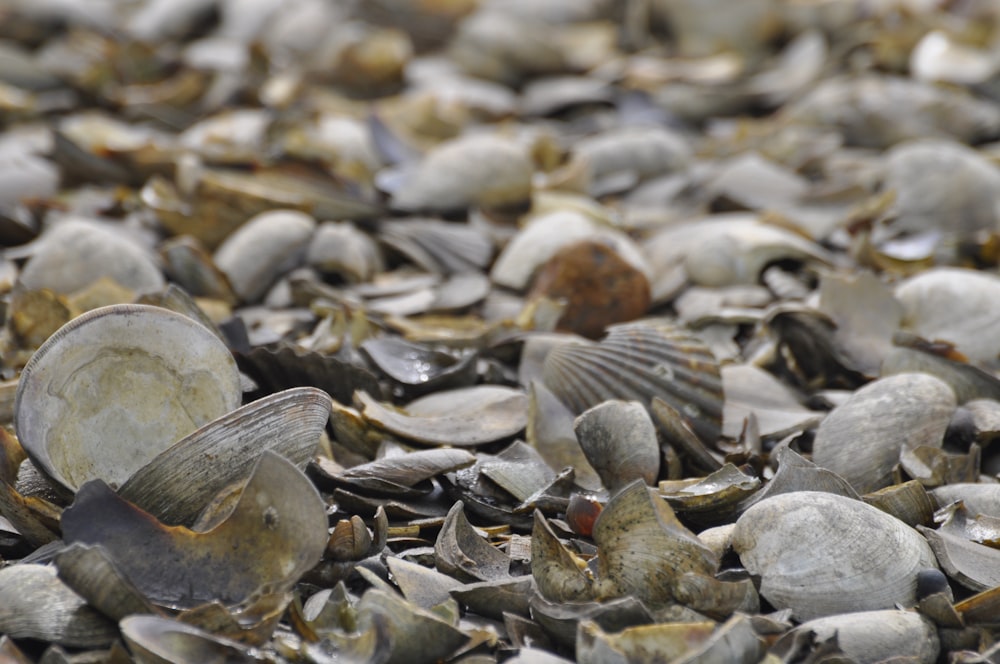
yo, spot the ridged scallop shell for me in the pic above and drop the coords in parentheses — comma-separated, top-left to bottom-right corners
(541, 321, 723, 444)
(733, 491, 938, 622)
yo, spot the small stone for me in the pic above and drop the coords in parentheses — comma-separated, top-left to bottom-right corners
(528, 239, 650, 339)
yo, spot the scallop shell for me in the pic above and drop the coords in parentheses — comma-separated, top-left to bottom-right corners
(541, 320, 723, 444)
(15, 304, 242, 494)
(733, 491, 938, 621)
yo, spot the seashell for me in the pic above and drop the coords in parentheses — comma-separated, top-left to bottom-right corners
(435, 501, 510, 583)
(159, 235, 237, 304)
(236, 343, 383, 407)
(328, 515, 373, 562)
(776, 610, 939, 664)
(784, 74, 1000, 148)
(15, 304, 242, 494)
(360, 337, 477, 398)
(119, 387, 331, 526)
(448, 10, 567, 86)
(213, 209, 316, 303)
(593, 480, 718, 608)
(306, 221, 383, 283)
(932, 483, 1000, 517)
(721, 364, 823, 440)
(390, 133, 532, 214)
(317, 447, 475, 497)
(527, 380, 602, 492)
(733, 491, 938, 621)
(478, 440, 559, 504)
(574, 126, 691, 194)
(529, 594, 655, 650)
(61, 451, 328, 609)
(491, 210, 647, 292)
(120, 615, 264, 664)
(899, 444, 979, 488)
(576, 619, 717, 664)
(54, 543, 159, 622)
(0, 429, 61, 547)
(911, 30, 998, 86)
(450, 575, 534, 621)
(0, 564, 118, 648)
(881, 343, 1000, 404)
(357, 588, 468, 664)
(659, 463, 760, 526)
(811, 372, 956, 493)
(574, 400, 659, 494)
(919, 502, 1000, 593)
(863, 480, 936, 529)
(531, 508, 593, 603)
(356, 385, 528, 447)
(386, 556, 464, 609)
(19, 218, 164, 295)
(894, 268, 1000, 364)
(540, 320, 724, 445)
(379, 218, 493, 275)
(739, 446, 858, 514)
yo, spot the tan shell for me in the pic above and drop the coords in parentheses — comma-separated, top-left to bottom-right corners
(777, 610, 939, 664)
(733, 491, 938, 621)
(15, 304, 242, 494)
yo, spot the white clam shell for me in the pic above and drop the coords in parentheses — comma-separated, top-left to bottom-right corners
(15, 304, 242, 493)
(811, 372, 956, 494)
(213, 208, 316, 303)
(733, 491, 938, 621)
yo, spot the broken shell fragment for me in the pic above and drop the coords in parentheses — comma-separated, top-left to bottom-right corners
(733, 491, 938, 621)
(120, 614, 264, 664)
(0, 564, 117, 648)
(15, 303, 242, 494)
(574, 400, 659, 494)
(118, 387, 331, 526)
(356, 386, 528, 446)
(61, 452, 328, 609)
(593, 480, 718, 608)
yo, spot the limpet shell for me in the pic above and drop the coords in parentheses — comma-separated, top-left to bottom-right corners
(15, 304, 242, 494)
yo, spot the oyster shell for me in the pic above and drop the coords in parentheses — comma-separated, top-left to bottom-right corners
(733, 491, 938, 621)
(15, 304, 242, 494)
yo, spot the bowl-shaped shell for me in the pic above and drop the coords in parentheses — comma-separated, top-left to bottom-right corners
(541, 321, 723, 444)
(15, 304, 242, 494)
(811, 372, 956, 493)
(733, 491, 937, 621)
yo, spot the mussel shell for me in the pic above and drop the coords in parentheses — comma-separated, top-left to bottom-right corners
(541, 320, 723, 444)
(733, 491, 938, 621)
(15, 304, 242, 494)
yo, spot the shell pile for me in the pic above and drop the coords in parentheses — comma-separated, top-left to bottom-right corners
(6, 1, 1000, 662)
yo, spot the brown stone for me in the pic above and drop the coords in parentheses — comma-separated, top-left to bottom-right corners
(528, 239, 651, 339)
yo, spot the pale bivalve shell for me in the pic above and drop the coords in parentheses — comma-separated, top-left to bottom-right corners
(15, 304, 242, 493)
(733, 491, 937, 621)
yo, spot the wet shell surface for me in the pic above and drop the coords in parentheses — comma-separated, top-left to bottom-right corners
(14, 304, 242, 493)
(733, 491, 938, 621)
(540, 320, 723, 444)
